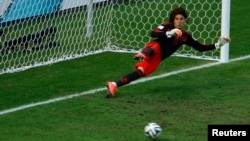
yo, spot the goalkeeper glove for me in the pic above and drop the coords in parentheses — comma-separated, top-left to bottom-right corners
(215, 36, 231, 49)
(134, 53, 147, 61)
(134, 47, 154, 61)
(166, 28, 182, 38)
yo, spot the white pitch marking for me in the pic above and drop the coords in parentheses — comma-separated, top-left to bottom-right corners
(0, 88, 106, 115)
(0, 55, 250, 116)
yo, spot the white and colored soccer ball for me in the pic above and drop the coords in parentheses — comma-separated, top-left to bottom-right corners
(144, 122, 162, 139)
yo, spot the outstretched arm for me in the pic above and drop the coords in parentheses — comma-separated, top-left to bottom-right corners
(186, 35, 231, 52)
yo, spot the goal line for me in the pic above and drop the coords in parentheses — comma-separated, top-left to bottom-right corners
(1, 54, 249, 116)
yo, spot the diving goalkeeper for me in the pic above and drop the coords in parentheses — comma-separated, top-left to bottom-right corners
(106, 7, 231, 98)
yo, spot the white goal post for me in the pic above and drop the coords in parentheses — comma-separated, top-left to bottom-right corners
(0, 0, 230, 75)
(220, 0, 231, 63)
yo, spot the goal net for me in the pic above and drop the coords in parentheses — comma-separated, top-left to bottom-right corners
(0, 0, 228, 75)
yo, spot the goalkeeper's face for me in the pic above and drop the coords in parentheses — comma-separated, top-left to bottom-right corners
(174, 14, 186, 29)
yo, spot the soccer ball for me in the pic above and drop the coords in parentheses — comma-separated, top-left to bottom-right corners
(144, 122, 162, 139)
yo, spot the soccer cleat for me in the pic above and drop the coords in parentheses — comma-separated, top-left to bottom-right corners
(106, 82, 117, 98)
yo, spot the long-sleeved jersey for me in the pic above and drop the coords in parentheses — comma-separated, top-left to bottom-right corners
(150, 22, 216, 60)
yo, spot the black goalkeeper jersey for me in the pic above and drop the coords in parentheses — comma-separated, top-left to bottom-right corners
(150, 22, 216, 60)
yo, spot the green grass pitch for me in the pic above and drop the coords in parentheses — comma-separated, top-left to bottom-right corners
(0, 0, 250, 141)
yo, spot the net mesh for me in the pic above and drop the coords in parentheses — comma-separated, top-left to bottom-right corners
(0, 0, 222, 74)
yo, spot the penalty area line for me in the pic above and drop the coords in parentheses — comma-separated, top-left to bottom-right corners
(0, 55, 250, 116)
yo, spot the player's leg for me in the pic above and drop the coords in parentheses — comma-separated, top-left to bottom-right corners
(106, 69, 144, 98)
(106, 41, 161, 98)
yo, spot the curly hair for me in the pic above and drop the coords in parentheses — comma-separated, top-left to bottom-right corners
(169, 7, 188, 24)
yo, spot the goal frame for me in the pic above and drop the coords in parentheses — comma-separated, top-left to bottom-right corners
(220, 0, 231, 63)
(0, 0, 231, 75)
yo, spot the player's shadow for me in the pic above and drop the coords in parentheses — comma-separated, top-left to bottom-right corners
(146, 83, 196, 99)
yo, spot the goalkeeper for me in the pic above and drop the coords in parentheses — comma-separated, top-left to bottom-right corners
(106, 7, 231, 98)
